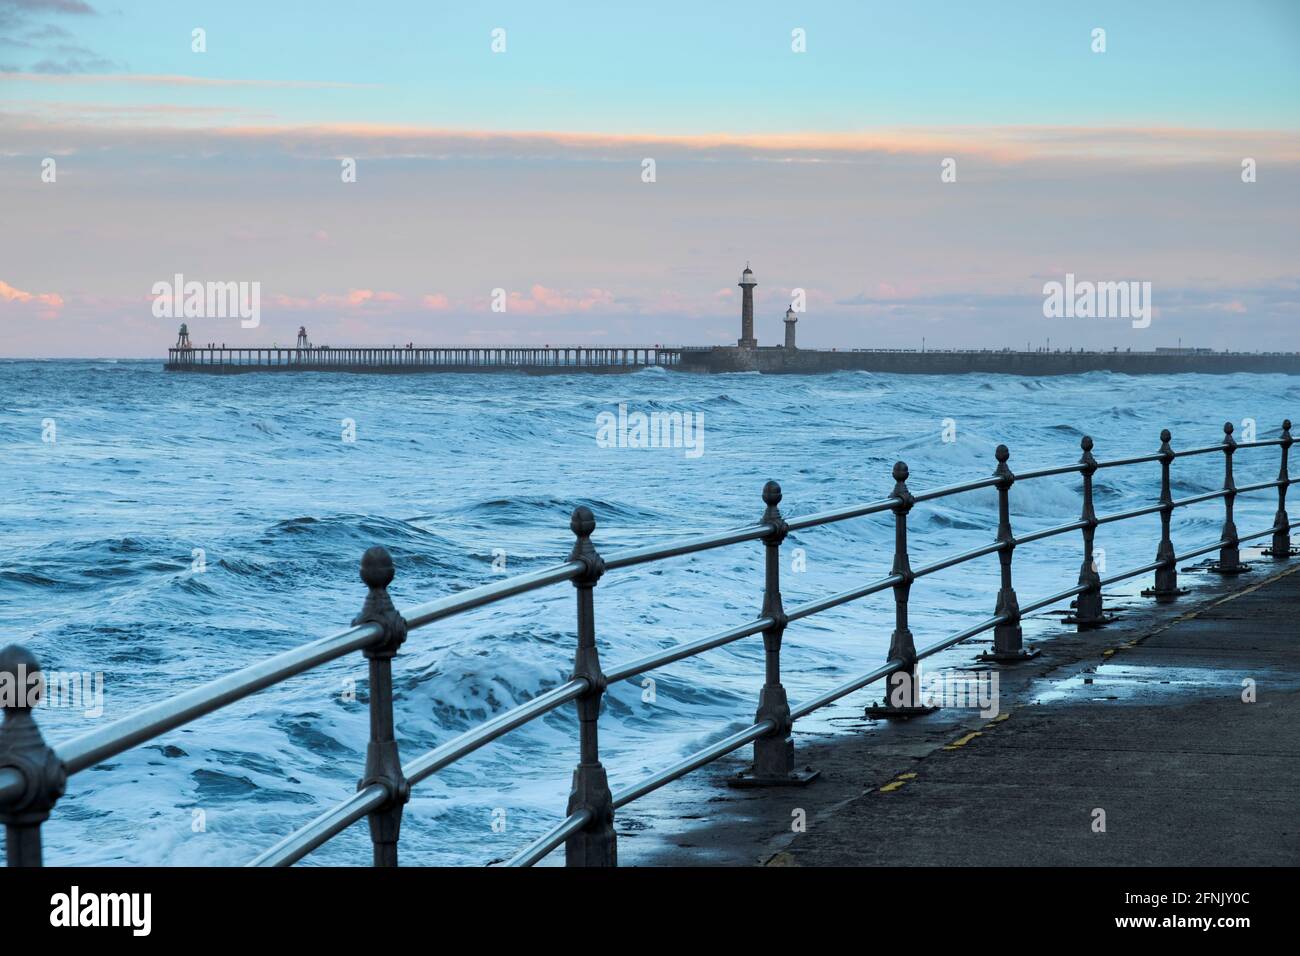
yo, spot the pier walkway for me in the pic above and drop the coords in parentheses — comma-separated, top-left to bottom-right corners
(640, 564, 1300, 866)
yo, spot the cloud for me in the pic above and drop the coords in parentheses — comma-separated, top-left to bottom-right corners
(0, 278, 64, 319)
(501, 285, 618, 315)
(0, 0, 116, 75)
(268, 289, 403, 310)
(2, 108, 1296, 164)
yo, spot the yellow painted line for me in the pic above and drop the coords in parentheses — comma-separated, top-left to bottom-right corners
(879, 780, 907, 793)
(1133, 562, 1300, 647)
(896, 772, 917, 780)
(987, 713, 1011, 724)
(1090, 561, 1300, 672)
(943, 731, 982, 750)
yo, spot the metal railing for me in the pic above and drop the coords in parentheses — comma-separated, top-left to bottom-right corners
(1, 419, 1294, 867)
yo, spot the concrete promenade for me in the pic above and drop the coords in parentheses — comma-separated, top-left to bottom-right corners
(630, 561, 1300, 866)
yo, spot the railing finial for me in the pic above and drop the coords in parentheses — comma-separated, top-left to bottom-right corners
(0, 645, 67, 867)
(355, 546, 406, 658)
(762, 478, 782, 509)
(568, 506, 605, 585)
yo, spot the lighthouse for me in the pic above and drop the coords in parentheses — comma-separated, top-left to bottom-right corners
(783, 305, 798, 350)
(737, 265, 758, 349)
(175, 323, 191, 349)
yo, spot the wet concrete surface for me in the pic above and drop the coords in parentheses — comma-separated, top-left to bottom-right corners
(622, 554, 1300, 866)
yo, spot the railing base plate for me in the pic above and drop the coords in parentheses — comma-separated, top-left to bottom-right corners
(1205, 562, 1252, 575)
(1141, 586, 1190, 601)
(727, 767, 820, 788)
(1063, 612, 1117, 629)
(1262, 547, 1298, 558)
(975, 647, 1041, 664)
(864, 703, 939, 720)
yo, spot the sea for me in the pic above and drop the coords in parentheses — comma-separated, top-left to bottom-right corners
(1, 360, 1295, 865)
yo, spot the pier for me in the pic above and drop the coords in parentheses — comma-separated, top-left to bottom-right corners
(166, 339, 686, 373)
(1, 417, 1294, 867)
(162, 265, 1300, 375)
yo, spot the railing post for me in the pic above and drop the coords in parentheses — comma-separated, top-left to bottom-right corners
(352, 546, 410, 867)
(979, 445, 1038, 661)
(1068, 435, 1111, 628)
(1210, 422, 1250, 574)
(731, 481, 818, 786)
(564, 506, 616, 867)
(868, 462, 937, 718)
(1266, 419, 1295, 558)
(1143, 429, 1188, 601)
(0, 646, 67, 867)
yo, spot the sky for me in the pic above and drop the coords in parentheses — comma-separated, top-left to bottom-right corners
(2, 0, 1298, 357)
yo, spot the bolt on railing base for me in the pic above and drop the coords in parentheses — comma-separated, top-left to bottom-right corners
(727, 766, 820, 788)
(975, 646, 1041, 664)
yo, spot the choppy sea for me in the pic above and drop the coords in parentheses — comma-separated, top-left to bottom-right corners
(1, 361, 1295, 865)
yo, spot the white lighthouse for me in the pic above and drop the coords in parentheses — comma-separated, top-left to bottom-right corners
(783, 305, 798, 350)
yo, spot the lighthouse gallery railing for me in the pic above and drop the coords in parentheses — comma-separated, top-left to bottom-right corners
(0, 419, 1294, 867)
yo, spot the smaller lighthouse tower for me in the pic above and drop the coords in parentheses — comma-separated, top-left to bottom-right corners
(175, 323, 191, 350)
(296, 326, 309, 349)
(737, 264, 757, 349)
(783, 306, 798, 350)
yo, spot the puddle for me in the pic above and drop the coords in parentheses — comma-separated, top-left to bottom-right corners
(1031, 662, 1256, 705)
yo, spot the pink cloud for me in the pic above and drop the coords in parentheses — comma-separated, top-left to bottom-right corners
(502, 285, 617, 315)
(8, 109, 1295, 164)
(421, 293, 451, 311)
(266, 289, 403, 310)
(0, 279, 64, 320)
